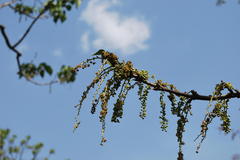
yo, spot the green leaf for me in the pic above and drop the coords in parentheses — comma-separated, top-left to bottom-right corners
(43, 64, 53, 75)
(39, 70, 45, 78)
(26, 135, 31, 140)
(66, 5, 72, 10)
(75, 0, 82, 7)
(20, 139, 26, 145)
(53, 16, 58, 23)
(49, 149, 55, 154)
(57, 65, 76, 83)
(34, 142, 43, 150)
(60, 14, 66, 22)
(38, 63, 53, 76)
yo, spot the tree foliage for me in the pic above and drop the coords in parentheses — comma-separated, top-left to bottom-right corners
(0, 0, 81, 86)
(0, 129, 55, 160)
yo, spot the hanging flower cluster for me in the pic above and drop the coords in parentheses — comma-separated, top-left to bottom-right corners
(73, 49, 240, 160)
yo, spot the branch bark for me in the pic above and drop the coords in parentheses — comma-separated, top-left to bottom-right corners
(140, 79, 240, 101)
(0, 25, 22, 70)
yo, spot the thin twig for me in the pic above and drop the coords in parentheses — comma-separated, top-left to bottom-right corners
(13, 9, 46, 47)
(0, 0, 16, 9)
(25, 77, 59, 86)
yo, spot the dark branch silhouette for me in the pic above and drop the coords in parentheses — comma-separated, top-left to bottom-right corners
(13, 10, 46, 48)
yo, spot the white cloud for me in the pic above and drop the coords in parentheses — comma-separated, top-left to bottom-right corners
(52, 48, 63, 57)
(80, 0, 150, 55)
(80, 32, 90, 51)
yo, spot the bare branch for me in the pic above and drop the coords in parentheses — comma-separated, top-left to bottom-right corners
(13, 9, 46, 48)
(0, 0, 16, 9)
(0, 25, 22, 70)
(25, 77, 59, 86)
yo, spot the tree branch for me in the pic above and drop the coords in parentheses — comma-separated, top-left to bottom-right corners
(13, 10, 46, 48)
(139, 79, 240, 101)
(24, 77, 59, 92)
(25, 77, 58, 86)
(0, 25, 22, 70)
(0, 7, 47, 73)
(89, 50, 240, 102)
(0, 0, 16, 9)
(0, 8, 59, 88)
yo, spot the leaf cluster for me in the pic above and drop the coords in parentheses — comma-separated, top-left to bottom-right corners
(0, 129, 55, 160)
(12, 0, 82, 23)
(18, 62, 77, 84)
(44, 0, 81, 23)
(58, 65, 76, 83)
(18, 62, 52, 79)
(14, 3, 34, 16)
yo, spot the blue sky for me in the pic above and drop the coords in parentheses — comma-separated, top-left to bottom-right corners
(1, 0, 240, 160)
